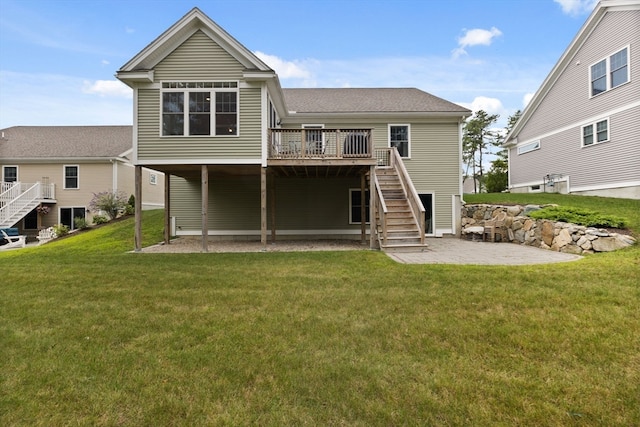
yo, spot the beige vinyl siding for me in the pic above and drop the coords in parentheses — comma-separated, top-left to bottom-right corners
(153, 30, 244, 81)
(6, 162, 113, 227)
(116, 163, 165, 208)
(170, 175, 360, 233)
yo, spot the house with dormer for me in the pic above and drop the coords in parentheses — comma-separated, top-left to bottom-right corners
(116, 8, 470, 252)
(504, 0, 640, 199)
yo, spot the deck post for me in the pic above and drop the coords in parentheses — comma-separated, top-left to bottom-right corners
(134, 165, 142, 252)
(201, 165, 208, 253)
(360, 172, 366, 243)
(369, 165, 376, 249)
(261, 166, 267, 248)
(269, 171, 276, 242)
(164, 174, 170, 245)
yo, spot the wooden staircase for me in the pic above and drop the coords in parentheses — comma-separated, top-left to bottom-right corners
(374, 167, 428, 252)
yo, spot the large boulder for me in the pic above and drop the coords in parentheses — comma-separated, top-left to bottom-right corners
(541, 221, 555, 246)
(591, 235, 636, 252)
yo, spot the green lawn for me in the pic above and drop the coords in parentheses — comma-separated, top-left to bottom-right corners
(1, 194, 639, 425)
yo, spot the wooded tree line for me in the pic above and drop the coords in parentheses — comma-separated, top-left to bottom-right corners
(462, 109, 521, 193)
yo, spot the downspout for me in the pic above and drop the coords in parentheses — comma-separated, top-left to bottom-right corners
(111, 159, 118, 192)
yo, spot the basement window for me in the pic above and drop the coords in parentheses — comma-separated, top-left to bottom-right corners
(517, 140, 540, 155)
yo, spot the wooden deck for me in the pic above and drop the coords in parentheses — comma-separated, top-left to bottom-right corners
(268, 128, 374, 161)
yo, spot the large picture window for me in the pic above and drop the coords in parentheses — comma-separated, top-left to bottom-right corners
(590, 47, 628, 96)
(389, 124, 410, 158)
(161, 82, 238, 136)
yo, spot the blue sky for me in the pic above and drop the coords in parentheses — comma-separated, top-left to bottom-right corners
(0, 0, 598, 130)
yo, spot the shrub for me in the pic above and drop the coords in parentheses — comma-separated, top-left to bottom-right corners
(528, 206, 626, 228)
(74, 217, 89, 230)
(89, 190, 128, 220)
(52, 224, 69, 237)
(92, 215, 109, 225)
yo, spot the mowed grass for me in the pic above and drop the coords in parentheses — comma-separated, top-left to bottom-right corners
(1, 194, 639, 425)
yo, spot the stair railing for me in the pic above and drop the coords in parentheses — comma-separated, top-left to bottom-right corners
(387, 148, 426, 245)
(372, 172, 389, 247)
(0, 182, 41, 226)
(0, 181, 22, 206)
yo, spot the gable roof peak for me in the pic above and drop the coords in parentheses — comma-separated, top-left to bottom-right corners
(117, 7, 272, 76)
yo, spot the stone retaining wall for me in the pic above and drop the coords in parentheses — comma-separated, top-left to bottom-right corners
(461, 204, 636, 254)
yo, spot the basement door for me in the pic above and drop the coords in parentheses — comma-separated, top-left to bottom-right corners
(418, 193, 434, 235)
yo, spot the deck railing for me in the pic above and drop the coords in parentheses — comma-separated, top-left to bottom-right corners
(0, 181, 56, 226)
(269, 128, 373, 160)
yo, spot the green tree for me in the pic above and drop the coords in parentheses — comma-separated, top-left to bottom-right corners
(484, 110, 521, 193)
(89, 190, 128, 220)
(463, 110, 500, 193)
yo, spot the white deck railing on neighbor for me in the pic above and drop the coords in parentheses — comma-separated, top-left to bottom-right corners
(0, 182, 56, 226)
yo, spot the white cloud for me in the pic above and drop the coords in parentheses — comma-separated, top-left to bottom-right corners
(553, 0, 598, 16)
(523, 92, 535, 107)
(452, 27, 502, 58)
(461, 96, 505, 116)
(253, 51, 311, 80)
(82, 80, 132, 98)
(0, 71, 132, 128)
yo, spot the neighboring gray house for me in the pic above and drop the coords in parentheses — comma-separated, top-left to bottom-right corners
(504, 0, 640, 199)
(0, 126, 164, 239)
(116, 8, 471, 252)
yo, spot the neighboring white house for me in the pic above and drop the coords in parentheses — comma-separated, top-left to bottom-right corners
(504, 0, 640, 199)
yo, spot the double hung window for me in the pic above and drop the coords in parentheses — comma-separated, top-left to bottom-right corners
(162, 82, 238, 136)
(2, 166, 17, 182)
(590, 47, 629, 96)
(389, 124, 410, 158)
(64, 165, 79, 189)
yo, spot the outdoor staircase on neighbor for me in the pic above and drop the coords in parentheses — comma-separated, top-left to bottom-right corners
(374, 163, 428, 253)
(0, 182, 56, 228)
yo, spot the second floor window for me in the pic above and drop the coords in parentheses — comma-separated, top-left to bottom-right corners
(64, 165, 79, 189)
(389, 125, 410, 158)
(590, 47, 628, 96)
(162, 82, 238, 136)
(2, 166, 17, 182)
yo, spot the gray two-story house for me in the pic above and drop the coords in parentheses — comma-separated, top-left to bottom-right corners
(504, 0, 640, 199)
(116, 8, 470, 252)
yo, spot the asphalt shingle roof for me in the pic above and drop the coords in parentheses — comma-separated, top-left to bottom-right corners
(0, 126, 132, 159)
(282, 88, 469, 114)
